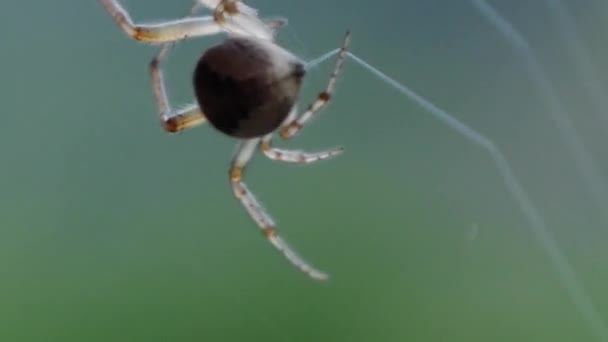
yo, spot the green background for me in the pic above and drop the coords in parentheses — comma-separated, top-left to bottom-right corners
(2, 0, 608, 341)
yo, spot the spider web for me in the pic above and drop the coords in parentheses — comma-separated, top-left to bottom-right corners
(249, 0, 608, 340)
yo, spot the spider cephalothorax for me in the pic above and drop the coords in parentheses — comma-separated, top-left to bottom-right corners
(99, 0, 350, 280)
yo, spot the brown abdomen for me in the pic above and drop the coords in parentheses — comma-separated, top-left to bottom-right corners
(193, 37, 305, 138)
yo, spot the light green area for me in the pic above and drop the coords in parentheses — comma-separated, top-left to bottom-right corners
(1, 1, 608, 341)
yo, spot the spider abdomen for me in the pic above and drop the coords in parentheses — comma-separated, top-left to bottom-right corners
(193, 37, 305, 138)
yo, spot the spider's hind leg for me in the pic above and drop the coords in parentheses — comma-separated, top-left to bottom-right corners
(280, 31, 351, 139)
(229, 139, 329, 280)
(260, 134, 344, 164)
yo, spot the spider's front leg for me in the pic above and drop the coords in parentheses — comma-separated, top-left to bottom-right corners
(229, 139, 329, 280)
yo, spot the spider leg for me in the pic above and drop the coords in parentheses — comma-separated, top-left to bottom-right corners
(209, 0, 240, 22)
(229, 139, 328, 280)
(199, 0, 286, 39)
(149, 2, 207, 133)
(99, 0, 279, 42)
(158, 104, 206, 133)
(99, 0, 225, 43)
(280, 31, 351, 139)
(260, 134, 344, 163)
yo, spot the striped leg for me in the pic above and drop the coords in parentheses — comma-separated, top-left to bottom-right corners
(229, 139, 328, 280)
(199, 0, 285, 40)
(99, 0, 278, 42)
(149, 2, 207, 132)
(280, 31, 351, 139)
(210, 0, 239, 22)
(98, 0, 223, 43)
(260, 134, 344, 163)
(145, 0, 283, 133)
(160, 104, 206, 132)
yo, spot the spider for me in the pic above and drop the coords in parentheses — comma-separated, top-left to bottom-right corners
(98, 0, 350, 280)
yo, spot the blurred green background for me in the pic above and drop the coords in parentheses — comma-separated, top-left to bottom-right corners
(2, 0, 608, 341)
